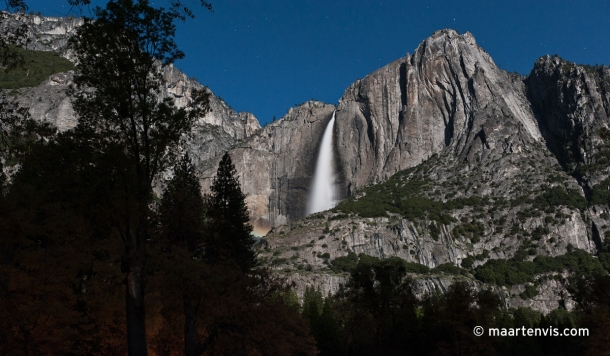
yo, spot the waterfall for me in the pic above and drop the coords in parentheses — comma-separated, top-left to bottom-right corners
(307, 111, 337, 215)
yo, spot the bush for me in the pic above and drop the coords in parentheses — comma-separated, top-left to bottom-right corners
(452, 220, 484, 242)
(533, 186, 587, 211)
(404, 262, 430, 274)
(431, 262, 463, 275)
(591, 178, 610, 206)
(461, 256, 475, 269)
(474, 259, 534, 286)
(330, 252, 358, 273)
(333, 166, 484, 224)
(330, 253, 429, 275)
(429, 222, 440, 241)
(271, 258, 287, 266)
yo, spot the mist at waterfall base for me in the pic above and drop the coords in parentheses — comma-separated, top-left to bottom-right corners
(307, 112, 337, 215)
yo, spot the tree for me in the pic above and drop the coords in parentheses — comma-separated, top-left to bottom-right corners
(156, 153, 209, 356)
(153, 153, 317, 355)
(568, 273, 610, 356)
(159, 153, 207, 255)
(67, 1, 210, 354)
(190, 267, 318, 356)
(334, 255, 419, 355)
(302, 288, 343, 356)
(0, 131, 127, 355)
(207, 152, 255, 271)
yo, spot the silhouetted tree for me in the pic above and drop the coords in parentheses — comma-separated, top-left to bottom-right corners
(192, 267, 318, 356)
(156, 153, 210, 356)
(0, 131, 127, 355)
(207, 152, 255, 271)
(302, 288, 343, 356)
(335, 255, 418, 355)
(159, 153, 207, 254)
(568, 273, 610, 355)
(67, 1, 210, 354)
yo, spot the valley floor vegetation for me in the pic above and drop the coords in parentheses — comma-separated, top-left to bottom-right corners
(300, 253, 610, 356)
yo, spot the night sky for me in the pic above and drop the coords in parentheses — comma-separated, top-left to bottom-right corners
(20, 0, 610, 126)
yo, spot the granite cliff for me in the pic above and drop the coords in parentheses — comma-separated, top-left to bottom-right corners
(1, 13, 261, 170)
(3, 13, 610, 312)
(252, 30, 609, 312)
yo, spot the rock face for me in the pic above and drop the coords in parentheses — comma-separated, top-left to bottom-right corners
(1, 13, 261, 169)
(253, 30, 609, 312)
(7, 66, 261, 166)
(4, 13, 610, 313)
(0, 13, 83, 58)
(200, 101, 336, 235)
(215, 31, 579, 235)
(527, 55, 610, 194)
(335, 29, 542, 193)
(222, 30, 560, 229)
(160, 65, 262, 165)
(7, 72, 77, 131)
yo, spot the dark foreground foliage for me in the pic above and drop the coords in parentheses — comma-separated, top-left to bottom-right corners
(0, 132, 317, 355)
(302, 256, 610, 356)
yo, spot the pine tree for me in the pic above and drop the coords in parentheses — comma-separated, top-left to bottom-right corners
(157, 153, 209, 356)
(159, 153, 206, 254)
(208, 152, 255, 271)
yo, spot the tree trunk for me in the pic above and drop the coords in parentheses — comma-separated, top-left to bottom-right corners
(126, 265, 147, 356)
(184, 298, 196, 356)
(126, 215, 148, 356)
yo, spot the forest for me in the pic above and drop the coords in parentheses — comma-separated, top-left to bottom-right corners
(1, 0, 610, 355)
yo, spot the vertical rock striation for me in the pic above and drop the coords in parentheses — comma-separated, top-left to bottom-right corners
(335, 29, 542, 195)
(527, 55, 610, 193)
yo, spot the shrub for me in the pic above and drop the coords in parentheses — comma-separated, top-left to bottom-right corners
(271, 258, 287, 266)
(404, 262, 430, 274)
(431, 262, 463, 275)
(429, 222, 440, 241)
(330, 252, 358, 273)
(461, 256, 475, 269)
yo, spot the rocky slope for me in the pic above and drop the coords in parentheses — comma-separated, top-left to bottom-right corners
(528, 55, 610, 198)
(1, 13, 261, 169)
(4, 12, 610, 312)
(224, 29, 608, 235)
(222, 30, 594, 230)
(252, 30, 610, 312)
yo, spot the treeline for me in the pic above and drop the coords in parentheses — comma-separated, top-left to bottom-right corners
(0, 135, 317, 354)
(301, 255, 610, 356)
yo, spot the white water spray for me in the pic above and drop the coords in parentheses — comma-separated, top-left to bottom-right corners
(307, 111, 337, 215)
